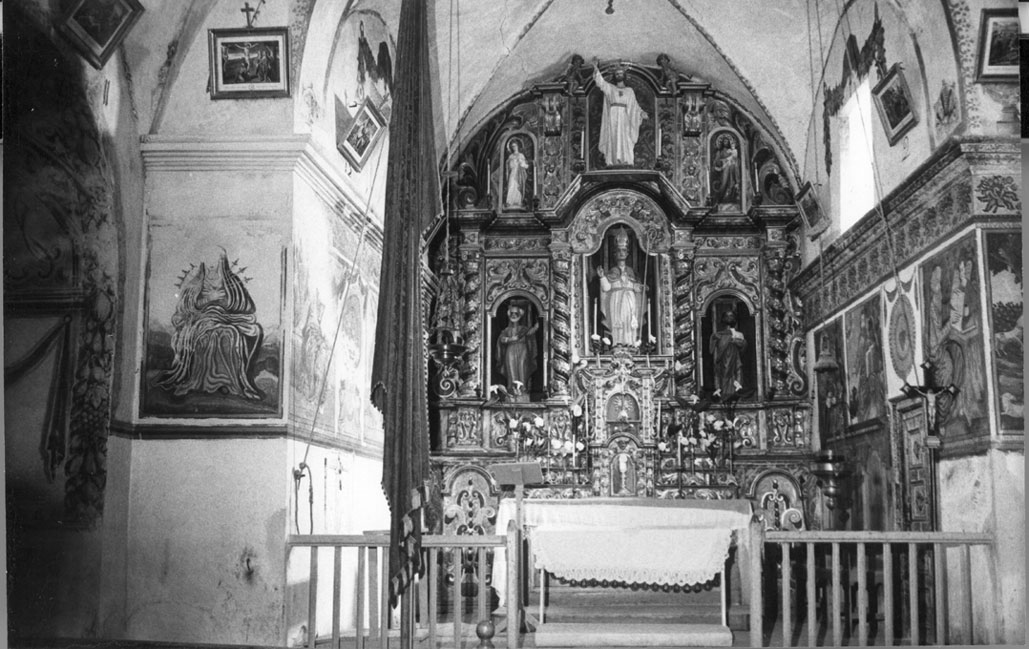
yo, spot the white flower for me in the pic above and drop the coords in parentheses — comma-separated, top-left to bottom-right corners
(714, 420, 725, 431)
(489, 385, 502, 395)
(602, 336, 612, 346)
(563, 440, 574, 453)
(649, 335, 657, 344)
(657, 441, 668, 452)
(508, 419, 518, 429)
(687, 394, 700, 405)
(551, 438, 562, 450)
(513, 380, 525, 390)
(572, 404, 583, 417)
(591, 333, 601, 341)
(634, 339, 642, 347)
(533, 416, 545, 428)
(706, 414, 716, 423)
(576, 440, 586, 451)
(570, 352, 580, 364)
(522, 421, 532, 431)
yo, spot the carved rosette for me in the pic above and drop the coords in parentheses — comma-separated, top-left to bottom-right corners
(672, 247, 696, 395)
(484, 257, 550, 308)
(549, 244, 573, 397)
(458, 243, 483, 398)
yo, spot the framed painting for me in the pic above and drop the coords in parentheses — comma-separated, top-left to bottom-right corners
(208, 28, 290, 100)
(872, 64, 918, 146)
(976, 9, 1019, 81)
(58, 0, 144, 69)
(796, 181, 828, 237)
(844, 295, 887, 427)
(337, 98, 386, 171)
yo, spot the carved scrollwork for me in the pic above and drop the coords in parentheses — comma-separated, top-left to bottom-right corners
(485, 257, 550, 309)
(443, 468, 498, 536)
(672, 247, 696, 395)
(446, 408, 484, 448)
(693, 255, 760, 309)
(540, 135, 565, 209)
(569, 190, 672, 254)
(486, 237, 549, 252)
(763, 246, 791, 398)
(680, 137, 704, 204)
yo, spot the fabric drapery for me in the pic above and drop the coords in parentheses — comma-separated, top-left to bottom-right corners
(370, 0, 440, 607)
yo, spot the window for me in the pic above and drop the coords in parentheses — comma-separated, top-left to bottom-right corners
(839, 79, 876, 233)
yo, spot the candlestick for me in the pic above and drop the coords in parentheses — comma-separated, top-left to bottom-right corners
(656, 399, 662, 439)
(657, 125, 662, 152)
(580, 129, 586, 159)
(593, 298, 598, 334)
(487, 160, 491, 192)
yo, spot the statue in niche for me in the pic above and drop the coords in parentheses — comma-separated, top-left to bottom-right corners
(503, 137, 531, 210)
(564, 53, 586, 94)
(710, 310, 746, 399)
(711, 132, 741, 205)
(596, 228, 646, 346)
(592, 59, 648, 166)
(495, 299, 539, 402)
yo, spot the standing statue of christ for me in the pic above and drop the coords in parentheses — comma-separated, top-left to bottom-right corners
(593, 60, 648, 166)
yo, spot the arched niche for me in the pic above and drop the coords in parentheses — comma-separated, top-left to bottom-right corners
(488, 292, 546, 402)
(699, 291, 759, 402)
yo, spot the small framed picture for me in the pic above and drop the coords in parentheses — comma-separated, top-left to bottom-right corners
(208, 28, 290, 100)
(976, 9, 1019, 81)
(796, 182, 828, 237)
(58, 0, 144, 69)
(337, 99, 386, 171)
(872, 64, 918, 146)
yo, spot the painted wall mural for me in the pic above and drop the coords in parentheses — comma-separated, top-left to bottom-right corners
(844, 294, 887, 425)
(292, 240, 336, 429)
(984, 231, 1023, 432)
(919, 234, 987, 440)
(142, 236, 284, 418)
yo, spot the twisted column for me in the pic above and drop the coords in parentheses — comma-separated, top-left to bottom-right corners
(549, 244, 573, 398)
(672, 246, 696, 397)
(457, 240, 483, 398)
(763, 244, 789, 399)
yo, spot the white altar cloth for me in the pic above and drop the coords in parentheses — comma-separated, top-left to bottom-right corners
(491, 498, 753, 606)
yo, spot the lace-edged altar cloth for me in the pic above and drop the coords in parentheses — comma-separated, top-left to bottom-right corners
(492, 498, 754, 606)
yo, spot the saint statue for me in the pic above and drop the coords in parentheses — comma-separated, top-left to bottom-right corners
(711, 133, 741, 204)
(496, 300, 539, 402)
(504, 139, 529, 209)
(709, 310, 746, 399)
(596, 228, 646, 346)
(592, 59, 648, 166)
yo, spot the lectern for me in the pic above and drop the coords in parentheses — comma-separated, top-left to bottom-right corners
(487, 461, 543, 531)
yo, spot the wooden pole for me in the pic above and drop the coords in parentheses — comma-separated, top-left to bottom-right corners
(749, 518, 764, 647)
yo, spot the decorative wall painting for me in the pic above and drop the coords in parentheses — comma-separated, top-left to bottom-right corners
(814, 319, 848, 441)
(984, 232, 1023, 432)
(871, 64, 917, 146)
(141, 242, 284, 418)
(888, 293, 915, 379)
(844, 295, 887, 426)
(208, 28, 289, 100)
(976, 9, 1019, 81)
(58, 0, 144, 69)
(919, 235, 988, 440)
(337, 98, 386, 171)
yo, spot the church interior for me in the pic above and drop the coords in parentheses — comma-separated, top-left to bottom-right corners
(4, 0, 1024, 647)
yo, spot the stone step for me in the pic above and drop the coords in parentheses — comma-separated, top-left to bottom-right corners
(539, 603, 722, 624)
(533, 622, 733, 647)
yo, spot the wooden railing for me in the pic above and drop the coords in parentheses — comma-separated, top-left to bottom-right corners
(749, 522, 994, 647)
(287, 520, 519, 649)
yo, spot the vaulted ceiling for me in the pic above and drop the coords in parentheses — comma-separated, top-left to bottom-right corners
(117, 0, 920, 182)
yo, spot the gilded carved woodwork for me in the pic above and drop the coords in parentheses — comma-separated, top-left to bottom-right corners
(569, 190, 672, 254)
(458, 241, 483, 398)
(549, 242, 573, 397)
(693, 255, 761, 310)
(484, 257, 550, 309)
(672, 246, 696, 395)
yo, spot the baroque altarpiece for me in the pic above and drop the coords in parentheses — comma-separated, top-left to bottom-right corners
(425, 56, 819, 541)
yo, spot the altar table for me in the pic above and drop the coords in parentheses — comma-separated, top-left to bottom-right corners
(491, 498, 754, 606)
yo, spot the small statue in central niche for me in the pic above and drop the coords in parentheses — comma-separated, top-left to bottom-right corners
(592, 59, 648, 166)
(710, 310, 746, 399)
(596, 228, 646, 346)
(496, 299, 539, 402)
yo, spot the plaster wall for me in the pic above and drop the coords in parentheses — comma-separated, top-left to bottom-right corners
(157, 1, 294, 137)
(123, 437, 289, 645)
(937, 449, 1025, 644)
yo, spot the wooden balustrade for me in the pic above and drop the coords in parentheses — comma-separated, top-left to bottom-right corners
(288, 522, 517, 649)
(750, 529, 993, 647)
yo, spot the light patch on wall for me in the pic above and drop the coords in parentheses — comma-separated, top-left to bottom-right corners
(839, 79, 876, 233)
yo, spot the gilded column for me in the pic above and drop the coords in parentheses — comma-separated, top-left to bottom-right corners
(672, 243, 696, 396)
(457, 232, 483, 398)
(549, 236, 573, 398)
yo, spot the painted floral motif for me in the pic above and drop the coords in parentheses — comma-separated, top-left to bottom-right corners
(975, 175, 1021, 213)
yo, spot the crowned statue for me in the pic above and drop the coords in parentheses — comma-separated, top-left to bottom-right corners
(593, 59, 648, 166)
(596, 228, 646, 346)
